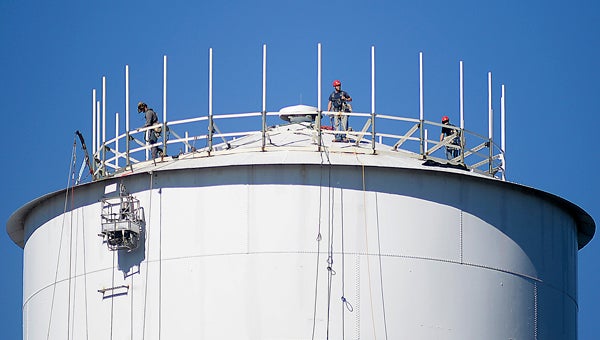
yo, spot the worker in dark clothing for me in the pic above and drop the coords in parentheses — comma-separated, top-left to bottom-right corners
(138, 102, 162, 159)
(327, 79, 352, 142)
(440, 115, 461, 160)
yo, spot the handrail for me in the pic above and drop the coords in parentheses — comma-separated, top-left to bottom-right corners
(92, 110, 506, 181)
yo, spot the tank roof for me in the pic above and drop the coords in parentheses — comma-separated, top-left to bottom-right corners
(6, 122, 595, 249)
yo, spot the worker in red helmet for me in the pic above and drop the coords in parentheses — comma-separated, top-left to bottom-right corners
(327, 80, 352, 142)
(439, 115, 461, 160)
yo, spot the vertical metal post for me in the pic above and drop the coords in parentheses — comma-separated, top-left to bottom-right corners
(185, 131, 189, 154)
(208, 48, 213, 154)
(419, 52, 424, 121)
(90, 89, 98, 178)
(419, 52, 425, 158)
(317, 43, 322, 149)
(96, 101, 101, 154)
(125, 65, 130, 132)
(371, 45, 376, 154)
(488, 72, 493, 174)
(92, 89, 97, 155)
(125, 65, 130, 167)
(102, 76, 106, 175)
(459, 61, 465, 129)
(163, 55, 168, 156)
(459, 61, 465, 163)
(115, 112, 119, 169)
(501, 84, 506, 180)
(262, 44, 267, 151)
(488, 72, 493, 140)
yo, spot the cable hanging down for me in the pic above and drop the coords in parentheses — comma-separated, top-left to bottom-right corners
(47, 136, 78, 340)
(311, 147, 327, 340)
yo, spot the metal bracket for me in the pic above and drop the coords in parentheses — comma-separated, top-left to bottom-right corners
(97, 285, 129, 299)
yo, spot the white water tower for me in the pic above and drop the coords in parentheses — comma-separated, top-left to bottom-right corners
(6, 46, 595, 339)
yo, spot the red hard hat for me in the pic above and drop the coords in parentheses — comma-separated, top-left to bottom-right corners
(332, 80, 341, 87)
(441, 115, 449, 122)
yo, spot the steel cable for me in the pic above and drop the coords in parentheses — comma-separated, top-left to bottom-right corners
(46, 137, 77, 340)
(142, 173, 154, 339)
(358, 158, 377, 339)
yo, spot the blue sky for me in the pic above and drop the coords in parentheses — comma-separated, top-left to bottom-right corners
(1, 0, 598, 338)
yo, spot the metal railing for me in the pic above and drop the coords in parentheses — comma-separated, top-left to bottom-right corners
(91, 109, 505, 180)
(88, 44, 507, 182)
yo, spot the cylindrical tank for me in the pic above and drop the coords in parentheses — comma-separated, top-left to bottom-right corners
(7, 124, 595, 339)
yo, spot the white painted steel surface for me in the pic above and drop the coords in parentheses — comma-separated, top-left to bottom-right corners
(11, 137, 590, 339)
(5, 123, 592, 340)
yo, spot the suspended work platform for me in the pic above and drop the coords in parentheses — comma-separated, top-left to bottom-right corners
(99, 185, 143, 251)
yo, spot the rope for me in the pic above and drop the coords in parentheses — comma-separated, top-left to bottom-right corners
(325, 147, 336, 340)
(341, 193, 346, 338)
(374, 193, 389, 340)
(128, 186, 134, 340)
(69, 191, 78, 340)
(67, 148, 76, 340)
(357, 158, 389, 339)
(47, 137, 77, 340)
(360, 160, 377, 340)
(340, 173, 355, 317)
(158, 186, 163, 340)
(81, 207, 90, 340)
(142, 173, 154, 340)
(339, 179, 355, 340)
(311, 147, 325, 339)
(110, 248, 116, 340)
(311, 144, 331, 340)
